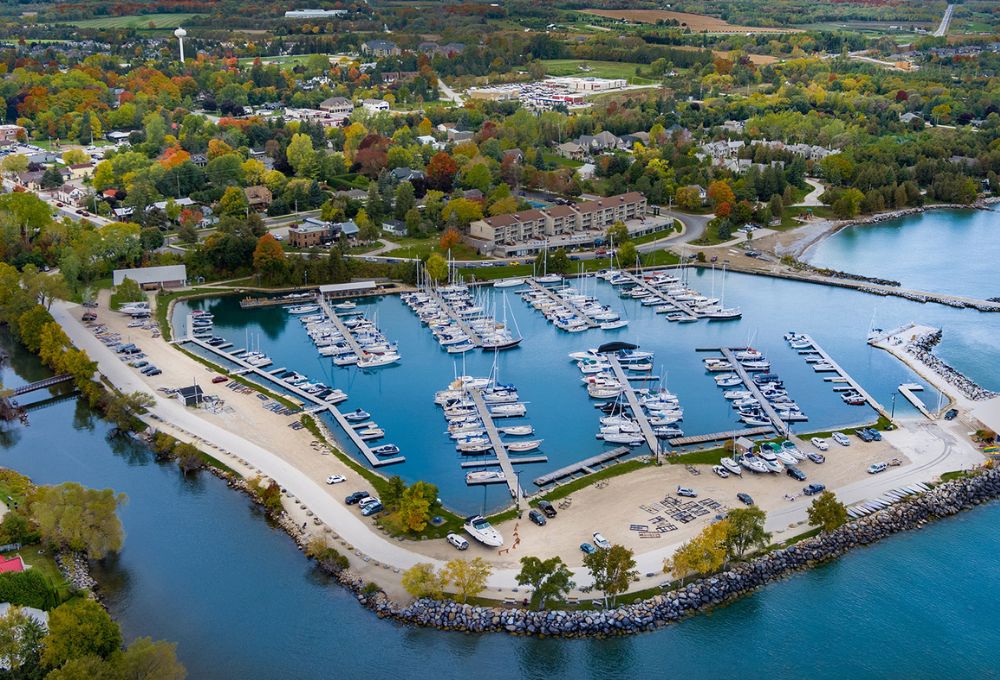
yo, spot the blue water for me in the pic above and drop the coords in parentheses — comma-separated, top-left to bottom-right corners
(806, 208, 1000, 299)
(174, 268, 1000, 514)
(2, 337, 999, 678)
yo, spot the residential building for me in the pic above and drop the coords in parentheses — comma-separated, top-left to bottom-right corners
(334, 219, 360, 240)
(244, 186, 272, 212)
(0, 125, 25, 143)
(289, 218, 332, 248)
(319, 96, 354, 116)
(0, 555, 25, 574)
(361, 40, 400, 57)
(55, 183, 89, 207)
(446, 129, 474, 143)
(67, 162, 95, 180)
(390, 167, 425, 183)
(577, 131, 623, 154)
(362, 99, 390, 113)
(556, 141, 585, 161)
(577, 163, 596, 180)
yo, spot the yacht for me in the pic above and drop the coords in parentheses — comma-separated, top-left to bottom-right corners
(334, 301, 356, 311)
(489, 403, 526, 418)
(358, 427, 385, 441)
(499, 425, 533, 436)
(287, 305, 319, 315)
(493, 278, 526, 288)
(600, 432, 645, 446)
(344, 409, 370, 422)
(357, 353, 401, 369)
(372, 444, 400, 456)
(464, 515, 504, 547)
(720, 457, 743, 475)
(466, 470, 506, 484)
(600, 319, 629, 331)
(706, 307, 742, 320)
(507, 439, 542, 452)
(333, 354, 359, 366)
(738, 454, 768, 474)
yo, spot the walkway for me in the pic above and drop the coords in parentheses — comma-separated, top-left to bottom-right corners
(793, 178, 825, 207)
(617, 271, 702, 320)
(607, 356, 658, 455)
(934, 3, 955, 37)
(424, 286, 483, 346)
(524, 279, 598, 329)
(797, 334, 890, 420)
(469, 389, 521, 506)
(315, 295, 365, 357)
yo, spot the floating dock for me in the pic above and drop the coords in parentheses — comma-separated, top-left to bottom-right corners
(898, 383, 934, 419)
(719, 347, 801, 435)
(607, 356, 660, 455)
(315, 295, 366, 357)
(524, 279, 599, 329)
(532, 447, 631, 487)
(459, 456, 548, 468)
(616, 271, 702, 320)
(469, 389, 522, 505)
(667, 426, 774, 447)
(797, 334, 890, 420)
(425, 287, 483, 347)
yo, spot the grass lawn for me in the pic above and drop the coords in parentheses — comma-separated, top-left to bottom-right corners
(383, 235, 481, 260)
(541, 59, 658, 85)
(630, 223, 681, 246)
(458, 264, 535, 281)
(668, 447, 728, 466)
(541, 151, 583, 169)
(54, 13, 205, 28)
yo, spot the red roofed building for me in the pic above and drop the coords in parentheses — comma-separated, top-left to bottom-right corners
(0, 555, 26, 574)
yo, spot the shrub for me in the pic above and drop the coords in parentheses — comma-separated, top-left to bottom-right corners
(0, 569, 64, 610)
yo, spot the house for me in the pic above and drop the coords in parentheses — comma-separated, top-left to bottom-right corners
(288, 218, 333, 248)
(0, 555, 25, 574)
(416, 134, 445, 150)
(244, 186, 272, 212)
(361, 40, 400, 57)
(112, 264, 187, 289)
(556, 141, 585, 161)
(55, 183, 89, 208)
(13, 170, 43, 192)
(721, 120, 746, 134)
(0, 125, 25, 143)
(106, 131, 131, 143)
(190, 153, 208, 167)
(151, 197, 196, 213)
(113, 207, 135, 220)
(899, 112, 924, 126)
(462, 188, 484, 203)
(382, 219, 407, 237)
(502, 148, 524, 164)
(64, 162, 92, 181)
(577, 131, 622, 154)
(0, 602, 48, 628)
(577, 163, 596, 180)
(734, 437, 755, 455)
(446, 129, 474, 143)
(389, 167, 425, 183)
(334, 219, 360, 240)
(362, 99, 390, 113)
(319, 96, 354, 116)
(176, 385, 205, 407)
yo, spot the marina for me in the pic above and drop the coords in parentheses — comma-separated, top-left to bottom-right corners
(606, 355, 660, 455)
(520, 278, 601, 331)
(531, 446, 632, 487)
(789, 333, 890, 419)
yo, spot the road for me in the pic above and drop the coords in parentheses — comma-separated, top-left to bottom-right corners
(438, 79, 464, 105)
(934, 3, 955, 37)
(1, 181, 113, 227)
(793, 177, 825, 207)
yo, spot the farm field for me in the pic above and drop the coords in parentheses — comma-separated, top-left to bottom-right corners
(53, 13, 204, 29)
(541, 59, 658, 85)
(236, 53, 357, 68)
(580, 8, 799, 33)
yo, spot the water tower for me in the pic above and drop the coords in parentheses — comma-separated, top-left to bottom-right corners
(174, 27, 187, 62)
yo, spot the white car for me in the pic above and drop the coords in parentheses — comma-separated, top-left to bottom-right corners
(325, 474, 346, 485)
(677, 486, 698, 498)
(592, 532, 611, 550)
(446, 533, 469, 551)
(867, 462, 887, 474)
(811, 437, 829, 451)
(832, 432, 851, 447)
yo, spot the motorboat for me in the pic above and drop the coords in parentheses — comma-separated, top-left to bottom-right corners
(499, 425, 533, 436)
(489, 403, 526, 418)
(715, 375, 743, 388)
(723, 390, 753, 400)
(457, 441, 492, 454)
(761, 458, 783, 473)
(706, 307, 742, 320)
(739, 454, 768, 474)
(464, 515, 504, 547)
(599, 432, 645, 446)
(782, 441, 807, 461)
(357, 353, 401, 369)
(493, 278, 526, 288)
(653, 426, 684, 438)
(466, 470, 506, 484)
(713, 465, 730, 479)
(358, 427, 385, 441)
(287, 305, 319, 314)
(720, 457, 743, 475)
(507, 439, 542, 452)
(333, 354, 359, 366)
(344, 409, 370, 422)
(372, 444, 400, 456)
(600, 319, 629, 331)
(334, 301, 356, 310)
(324, 390, 348, 405)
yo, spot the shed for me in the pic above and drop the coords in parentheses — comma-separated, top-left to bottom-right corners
(318, 281, 377, 297)
(176, 384, 205, 407)
(734, 437, 755, 455)
(112, 265, 187, 289)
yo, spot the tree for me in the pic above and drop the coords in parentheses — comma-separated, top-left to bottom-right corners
(807, 490, 848, 532)
(605, 221, 629, 245)
(286, 133, 316, 177)
(617, 241, 638, 268)
(833, 188, 864, 219)
(404, 207, 422, 237)
(0, 606, 46, 676)
(29, 482, 126, 560)
(439, 228, 461, 251)
(441, 557, 491, 603)
(675, 185, 702, 211)
(0, 154, 28, 175)
(666, 520, 730, 582)
(516, 556, 575, 610)
(441, 198, 482, 227)
(723, 507, 771, 560)
(0, 193, 51, 242)
(118, 637, 186, 680)
(394, 481, 434, 533)
(768, 194, 784, 219)
(707, 180, 735, 207)
(401, 563, 444, 599)
(253, 233, 286, 283)
(109, 278, 145, 311)
(42, 599, 122, 668)
(583, 544, 637, 607)
(426, 152, 458, 191)
(139, 227, 164, 251)
(425, 252, 448, 282)
(218, 186, 249, 217)
(393, 181, 416, 220)
(101, 389, 153, 431)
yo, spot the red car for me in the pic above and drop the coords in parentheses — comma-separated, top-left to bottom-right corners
(211, 376, 228, 384)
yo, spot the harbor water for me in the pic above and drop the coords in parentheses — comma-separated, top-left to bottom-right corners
(174, 268, 998, 514)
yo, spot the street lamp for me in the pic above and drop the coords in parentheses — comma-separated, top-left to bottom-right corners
(890, 393, 897, 420)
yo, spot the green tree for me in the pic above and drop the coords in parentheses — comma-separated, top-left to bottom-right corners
(0, 154, 28, 174)
(617, 241, 638, 268)
(605, 221, 629, 245)
(425, 252, 448, 282)
(118, 637, 186, 680)
(583, 544, 637, 607)
(441, 198, 482, 227)
(404, 207, 422, 237)
(441, 557, 492, 603)
(401, 563, 444, 599)
(46, 655, 119, 680)
(109, 278, 145, 310)
(675, 185, 703, 211)
(218, 186, 249, 217)
(393, 181, 416, 221)
(0, 193, 51, 242)
(394, 481, 435, 533)
(101, 390, 153, 432)
(0, 605, 46, 676)
(807, 490, 848, 532)
(832, 188, 864, 219)
(666, 520, 730, 582)
(29, 482, 126, 560)
(516, 556, 575, 610)
(286, 133, 316, 178)
(723, 507, 771, 560)
(42, 599, 122, 669)
(139, 227, 165, 251)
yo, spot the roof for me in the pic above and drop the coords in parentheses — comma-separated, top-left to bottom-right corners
(0, 556, 24, 574)
(177, 385, 204, 404)
(972, 396, 1000, 435)
(517, 209, 545, 222)
(113, 264, 187, 286)
(544, 204, 577, 218)
(482, 214, 519, 227)
(244, 186, 272, 202)
(319, 281, 377, 294)
(0, 603, 48, 627)
(336, 220, 359, 235)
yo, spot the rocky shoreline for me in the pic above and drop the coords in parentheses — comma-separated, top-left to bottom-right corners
(328, 468, 1000, 637)
(906, 330, 999, 402)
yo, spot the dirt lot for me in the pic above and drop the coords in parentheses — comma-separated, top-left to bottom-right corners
(582, 8, 799, 33)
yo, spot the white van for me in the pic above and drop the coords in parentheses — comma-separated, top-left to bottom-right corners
(867, 462, 887, 474)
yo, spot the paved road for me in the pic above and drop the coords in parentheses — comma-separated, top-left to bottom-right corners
(793, 177, 825, 207)
(438, 79, 464, 105)
(934, 3, 955, 37)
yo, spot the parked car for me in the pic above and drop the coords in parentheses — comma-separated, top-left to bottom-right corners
(676, 486, 697, 498)
(325, 475, 346, 485)
(737, 492, 754, 506)
(140, 365, 158, 375)
(537, 500, 557, 518)
(865, 428, 882, 441)
(785, 465, 807, 481)
(807, 452, 826, 464)
(345, 491, 369, 505)
(361, 501, 383, 516)
(446, 533, 469, 551)
(130, 360, 148, 368)
(803, 483, 826, 496)
(592, 532, 611, 550)
(146, 369, 162, 376)
(579, 543, 597, 555)
(528, 509, 546, 526)
(211, 375, 228, 384)
(867, 462, 887, 474)
(856, 429, 874, 443)
(810, 437, 829, 451)
(832, 432, 851, 447)
(944, 408, 959, 421)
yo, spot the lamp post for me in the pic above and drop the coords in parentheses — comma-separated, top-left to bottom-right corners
(890, 393, 897, 420)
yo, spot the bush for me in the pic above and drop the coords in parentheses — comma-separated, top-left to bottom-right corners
(0, 569, 64, 610)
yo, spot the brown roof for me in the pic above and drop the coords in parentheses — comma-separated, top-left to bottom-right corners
(573, 200, 600, 214)
(244, 186, 272, 203)
(516, 209, 545, 222)
(544, 204, 577, 218)
(617, 191, 645, 204)
(483, 214, 519, 227)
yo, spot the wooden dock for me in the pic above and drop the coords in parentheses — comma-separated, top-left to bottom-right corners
(459, 456, 548, 468)
(617, 272, 701, 320)
(524, 279, 599, 329)
(607, 356, 659, 456)
(469, 389, 521, 505)
(425, 286, 483, 347)
(181, 319, 404, 467)
(798, 334, 890, 420)
(532, 447, 631, 487)
(667, 426, 774, 447)
(719, 347, 794, 436)
(316, 295, 365, 357)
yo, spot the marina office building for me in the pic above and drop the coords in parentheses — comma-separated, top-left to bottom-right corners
(466, 192, 651, 256)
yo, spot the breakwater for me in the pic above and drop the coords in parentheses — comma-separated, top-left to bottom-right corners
(906, 329, 999, 401)
(324, 467, 1000, 637)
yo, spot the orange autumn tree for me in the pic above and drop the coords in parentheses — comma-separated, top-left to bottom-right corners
(439, 228, 462, 251)
(159, 146, 190, 169)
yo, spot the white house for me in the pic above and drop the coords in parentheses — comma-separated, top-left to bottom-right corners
(362, 99, 390, 113)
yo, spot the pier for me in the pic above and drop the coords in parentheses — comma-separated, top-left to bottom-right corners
(667, 426, 774, 447)
(524, 279, 599, 329)
(315, 294, 365, 357)
(532, 447, 631, 487)
(797, 334, 890, 420)
(898, 383, 934, 419)
(9, 374, 73, 396)
(717, 347, 801, 436)
(425, 286, 483, 347)
(181, 320, 404, 467)
(616, 271, 702, 321)
(468, 389, 521, 505)
(459, 456, 548, 468)
(606, 356, 659, 455)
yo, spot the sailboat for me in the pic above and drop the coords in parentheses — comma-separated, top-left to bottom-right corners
(705, 265, 742, 320)
(535, 242, 562, 284)
(480, 291, 523, 351)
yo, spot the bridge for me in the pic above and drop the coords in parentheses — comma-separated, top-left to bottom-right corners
(10, 374, 74, 397)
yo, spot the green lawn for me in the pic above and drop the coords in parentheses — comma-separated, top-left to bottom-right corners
(533, 459, 649, 503)
(541, 151, 583, 169)
(383, 235, 481, 260)
(54, 13, 204, 28)
(541, 59, 659, 85)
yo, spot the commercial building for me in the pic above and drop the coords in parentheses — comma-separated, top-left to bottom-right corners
(284, 9, 347, 19)
(547, 76, 627, 92)
(319, 96, 354, 116)
(0, 125, 26, 143)
(112, 264, 187, 289)
(467, 192, 648, 255)
(288, 218, 333, 248)
(362, 40, 400, 58)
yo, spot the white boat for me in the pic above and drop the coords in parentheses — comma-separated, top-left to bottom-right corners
(600, 432, 644, 446)
(490, 403, 526, 418)
(464, 515, 504, 547)
(333, 354, 359, 366)
(739, 454, 768, 474)
(720, 457, 743, 475)
(600, 319, 629, 330)
(334, 301, 356, 310)
(493, 278, 526, 288)
(324, 389, 348, 404)
(344, 409, 370, 422)
(499, 425, 533, 436)
(712, 465, 730, 479)
(706, 307, 742, 320)
(288, 305, 319, 315)
(535, 274, 562, 284)
(466, 470, 506, 484)
(372, 444, 400, 456)
(358, 427, 385, 441)
(357, 353, 400, 369)
(507, 439, 542, 452)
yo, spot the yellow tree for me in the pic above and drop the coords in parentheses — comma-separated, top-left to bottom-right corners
(425, 252, 448, 282)
(665, 519, 730, 582)
(253, 233, 287, 283)
(442, 557, 492, 603)
(401, 563, 444, 599)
